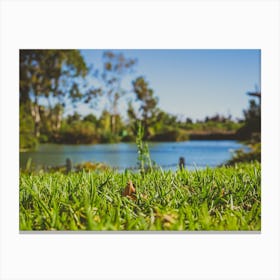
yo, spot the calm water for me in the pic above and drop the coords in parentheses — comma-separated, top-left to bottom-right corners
(20, 141, 248, 171)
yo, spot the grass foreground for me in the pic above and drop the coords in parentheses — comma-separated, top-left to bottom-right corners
(19, 162, 261, 231)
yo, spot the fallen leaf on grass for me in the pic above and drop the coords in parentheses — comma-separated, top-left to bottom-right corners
(122, 181, 149, 201)
(122, 180, 136, 200)
(153, 208, 178, 229)
(162, 213, 178, 229)
(162, 214, 176, 223)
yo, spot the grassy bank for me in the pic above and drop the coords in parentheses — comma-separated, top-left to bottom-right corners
(226, 142, 261, 165)
(20, 161, 261, 231)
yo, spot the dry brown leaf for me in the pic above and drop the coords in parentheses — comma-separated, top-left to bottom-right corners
(162, 214, 176, 223)
(122, 180, 136, 199)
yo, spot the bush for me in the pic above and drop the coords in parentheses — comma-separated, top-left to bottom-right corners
(20, 103, 38, 150)
(151, 128, 189, 142)
(122, 134, 136, 142)
(60, 121, 99, 144)
(100, 132, 121, 143)
(226, 143, 261, 165)
(20, 133, 38, 150)
(39, 134, 49, 143)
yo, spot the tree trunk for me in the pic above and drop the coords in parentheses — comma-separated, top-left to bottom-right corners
(30, 102, 41, 138)
(111, 114, 116, 135)
(110, 93, 119, 135)
(54, 109, 62, 132)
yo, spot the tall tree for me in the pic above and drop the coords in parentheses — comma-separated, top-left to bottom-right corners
(101, 51, 136, 134)
(39, 103, 64, 141)
(237, 92, 261, 140)
(132, 77, 158, 139)
(127, 101, 138, 135)
(20, 50, 88, 138)
(20, 102, 37, 149)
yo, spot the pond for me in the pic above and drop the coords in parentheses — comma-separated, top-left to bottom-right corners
(20, 140, 248, 171)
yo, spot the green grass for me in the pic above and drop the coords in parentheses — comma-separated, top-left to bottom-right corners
(19, 162, 261, 231)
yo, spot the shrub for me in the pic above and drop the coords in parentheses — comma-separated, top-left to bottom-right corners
(60, 121, 99, 144)
(151, 128, 189, 142)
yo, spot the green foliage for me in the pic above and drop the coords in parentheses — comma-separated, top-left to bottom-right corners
(66, 111, 81, 124)
(39, 103, 64, 141)
(19, 50, 247, 146)
(20, 50, 88, 138)
(179, 119, 243, 134)
(20, 104, 244, 146)
(231, 95, 261, 164)
(100, 132, 121, 143)
(226, 143, 261, 165)
(100, 52, 137, 134)
(19, 50, 258, 146)
(98, 110, 111, 132)
(83, 114, 98, 124)
(136, 122, 154, 174)
(151, 128, 189, 142)
(51, 111, 124, 144)
(20, 103, 38, 150)
(152, 111, 241, 141)
(20, 50, 88, 103)
(126, 101, 138, 136)
(132, 77, 159, 139)
(19, 162, 261, 231)
(60, 121, 98, 144)
(236, 99, 261, 140)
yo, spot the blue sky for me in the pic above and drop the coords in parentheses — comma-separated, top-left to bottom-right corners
(79, 49, 260, 121)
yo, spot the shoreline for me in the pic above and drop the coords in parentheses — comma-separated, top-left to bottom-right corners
(20, 131, 240, 150)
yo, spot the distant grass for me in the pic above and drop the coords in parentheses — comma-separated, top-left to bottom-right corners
(19, 162, 261, 231)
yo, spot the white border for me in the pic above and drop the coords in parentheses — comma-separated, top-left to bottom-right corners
(1, 0, 279, 280)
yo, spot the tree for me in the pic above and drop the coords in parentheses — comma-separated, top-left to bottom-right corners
(132, 77, 158, 139)
(20, 102, 38, 149)
(83, 113, 98, 124)
(20, 50, 88, 138)
(100, 51, 136, 134)
(66, 112, 81, 124)
(236, 92, 261, 141)
(98, 109, 123, 143)
(127, 101, 138, 135)
(39, 103, 64, 142)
